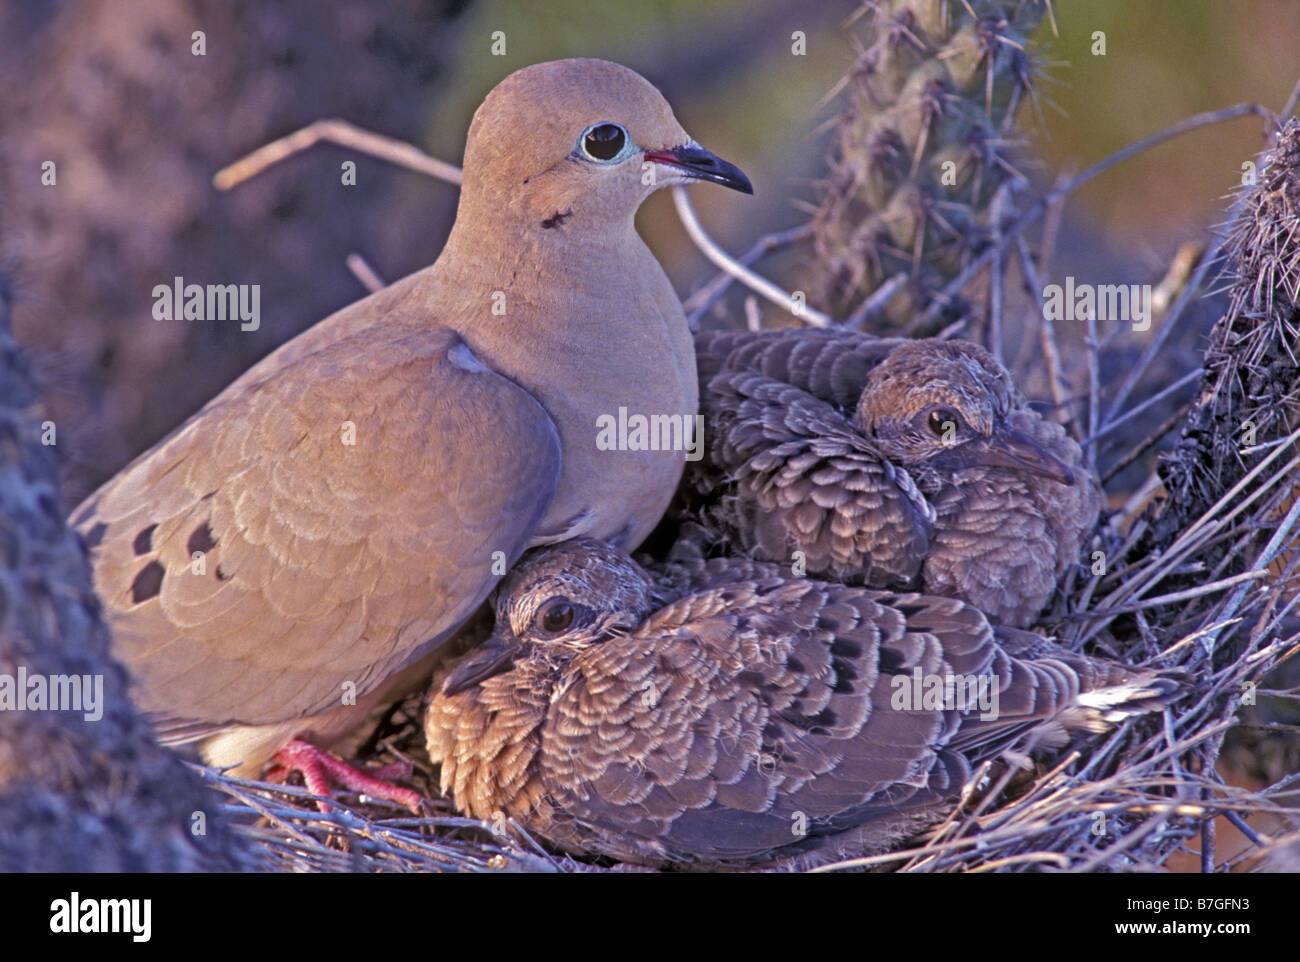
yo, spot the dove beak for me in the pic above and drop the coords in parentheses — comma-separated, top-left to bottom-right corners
(970, 428, 1076, 486)
(644, 141, 753, 194)
(442, 635, 522, 696)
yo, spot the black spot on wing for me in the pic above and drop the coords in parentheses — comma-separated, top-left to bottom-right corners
(877, 647, 907, 675)
(187, 521, 217, 556)
(777, 705, 838, 732)
(809, 707, 837, 728)
(830, 638, 862, 658)
(130, 561, 165, 604)
(132, 523, 157, 556)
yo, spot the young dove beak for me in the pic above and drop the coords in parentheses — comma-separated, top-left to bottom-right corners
(71, 58, 751, 805)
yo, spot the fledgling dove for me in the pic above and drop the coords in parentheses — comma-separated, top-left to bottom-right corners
(69, 59, 752, 805)
(673, 328, 1101, 628)
(424, 538, 1180, 870)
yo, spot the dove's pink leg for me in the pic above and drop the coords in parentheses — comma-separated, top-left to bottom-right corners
(268, 739, 422, 813)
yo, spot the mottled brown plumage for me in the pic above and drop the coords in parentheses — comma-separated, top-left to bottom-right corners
(677, 329, 1101, 627)
(424, 538, 1177, 870)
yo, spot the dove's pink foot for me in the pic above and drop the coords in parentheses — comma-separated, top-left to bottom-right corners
(268, 739, 423, 813)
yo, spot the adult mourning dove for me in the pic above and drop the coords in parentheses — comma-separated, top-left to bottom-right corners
(68, 59, 752, 802)
(424, 538, 1180, 870)
(674, 329, 1101, 628)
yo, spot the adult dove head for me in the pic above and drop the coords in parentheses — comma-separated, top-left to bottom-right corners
(854, 339, 1075, 487)
(459, 58, 752, 230)
(442, 538, 655, 695)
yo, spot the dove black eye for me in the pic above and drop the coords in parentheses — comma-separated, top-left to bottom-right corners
(581, 123, 627, 161)
(928, 409, 959, 437)
(538, 599, 576, 633)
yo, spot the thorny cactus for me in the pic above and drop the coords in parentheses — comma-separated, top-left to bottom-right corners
(1108, 120, 1300, 806)
(806, 0, 1047, 333)
(1151, 119, 1300, 570)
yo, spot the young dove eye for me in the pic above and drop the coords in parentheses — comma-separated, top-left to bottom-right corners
(535, 597, 577, 634)
(925, 407, 961, 439)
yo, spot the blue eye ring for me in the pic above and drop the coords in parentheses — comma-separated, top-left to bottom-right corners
(579, 122, 630, 162)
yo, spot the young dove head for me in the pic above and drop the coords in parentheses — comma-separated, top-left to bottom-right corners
(460, 58, 751, 230)
(853, 339, 1075, 487)
(442, 537, 657, 695)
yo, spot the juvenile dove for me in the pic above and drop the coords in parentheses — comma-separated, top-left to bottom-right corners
(675, 329, 1101, 628)
(69, 59, 752, 802)
(425, 538, 1180, 870)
